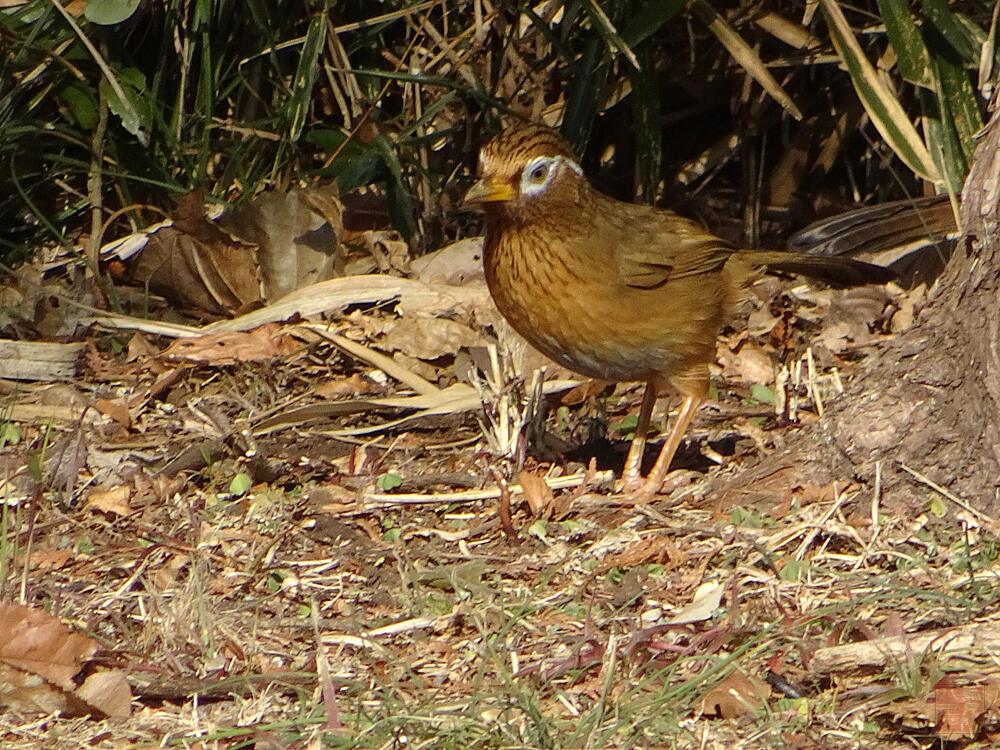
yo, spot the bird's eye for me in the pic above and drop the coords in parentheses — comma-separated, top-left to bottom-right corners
(529, 164, 548, 182)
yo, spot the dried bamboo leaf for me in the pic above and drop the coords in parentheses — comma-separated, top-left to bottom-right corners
(819, 0, 942, 183)
(690, 0, 803, 121)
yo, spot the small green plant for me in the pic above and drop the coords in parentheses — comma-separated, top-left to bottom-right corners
(229, 472, 252, 497)
(376, 472, 403, 491)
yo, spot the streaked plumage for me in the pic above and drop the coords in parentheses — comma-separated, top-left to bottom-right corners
(465, 122, 893, 501)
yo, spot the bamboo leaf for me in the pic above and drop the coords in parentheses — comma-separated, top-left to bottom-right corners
(690, 0, 803, 121)
(921, 0, 976, 61)
(286, 14, 325, 142)
(819, 0, 941, 183)
(631, 44, 662, 202)
(876, 0, 933, 87)
(561, 35, 607, 154)
(926, 31, 982, 164)
(921, 89, 965, 197)
(581, 0, 640, 70)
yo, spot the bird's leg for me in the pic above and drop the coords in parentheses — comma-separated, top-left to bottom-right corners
(630, 395, 701, 503)
(620, 382, 657, 492)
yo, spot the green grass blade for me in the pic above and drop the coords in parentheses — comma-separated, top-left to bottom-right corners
(561, 34, 607, 154)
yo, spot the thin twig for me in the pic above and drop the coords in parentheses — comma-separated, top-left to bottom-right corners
(898, 462, 993, 523)
(364, 469, 614, 505)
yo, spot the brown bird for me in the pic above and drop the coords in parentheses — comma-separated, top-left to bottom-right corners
(464, 122, 894, 502)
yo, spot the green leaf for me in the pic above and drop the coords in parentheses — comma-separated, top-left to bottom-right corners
(927, 32, 983, 162)
(27, 452, 42, 482)
(730, 506, 774, 528)
(84, 0, 140, 25)
(920, 0, 976, 61)
(377, 472, 403, 491)
(528, 518, 548, 541)
(285, 14, 325, 142)
(561, 35, 607, 155)
(919, 22, 981, 199)
(304, 128, 350, 154)
(229, 472, 252, 496)
(366, 133, 415, 239)
(631, 43, 662, 202)
(922, 93, 962, 197)
(0, 423, 19, 446)
(383, 526, 401, 542)
(106, 67, 152, 140)
(56, 80, 99, 130)
(819, 0, 941, 183)
(327, 145, 383, 190)
(612, 413, 639, 437)
(386, 177, 415, 240)
(876, 0, 933, 86)
(929, 494, 947, 517)
(779, 560, 808, 581)
(749, 384, 775, 405)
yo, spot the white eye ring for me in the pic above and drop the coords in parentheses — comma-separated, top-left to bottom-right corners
(521, 157, 554, 196)
(520, 155, 581, 196)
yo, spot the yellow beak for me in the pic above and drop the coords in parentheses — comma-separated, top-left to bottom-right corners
(463, 178, 515, 205)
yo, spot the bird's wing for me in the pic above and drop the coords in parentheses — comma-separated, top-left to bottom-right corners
(614, 209, 735, 289)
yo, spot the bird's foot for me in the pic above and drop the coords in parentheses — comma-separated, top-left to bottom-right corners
(616, 468, 646, 496)
(617, 470, 697, 503)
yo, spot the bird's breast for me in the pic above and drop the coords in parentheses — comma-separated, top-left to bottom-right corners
(483, 226, 724, 384)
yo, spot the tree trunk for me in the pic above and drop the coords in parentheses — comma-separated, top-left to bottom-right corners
(714, 100, 1000, 517)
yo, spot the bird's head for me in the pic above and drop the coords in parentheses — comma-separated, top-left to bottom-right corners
(463, 123, 585, 220)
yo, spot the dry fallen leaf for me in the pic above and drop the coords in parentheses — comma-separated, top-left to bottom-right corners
(75, 670, 132, 719)
(217, 183, 345, 300)
(518, 469, 556, 515)
(0, 602, 97, 688)
(669, 581, 724, 624)
(96, 398, 131, 429)
(890, 283, 927, 333)
(344, 229, 410, 275)
(111, 184, 345, 315)
(411, 237, 484, 286)
(700, 670, 772, 719)
(932, 677, 995, 740)
(85, 486, 131, 516)
(727, 342, 775, 385)
(381, 317, 485, 361)
(160, 324, 299, 365)
(126, 189, 263, 314)
(0, 603, 129, 718)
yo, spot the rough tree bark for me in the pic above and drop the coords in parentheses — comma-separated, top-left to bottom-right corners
(716, 99, 1000, 517)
